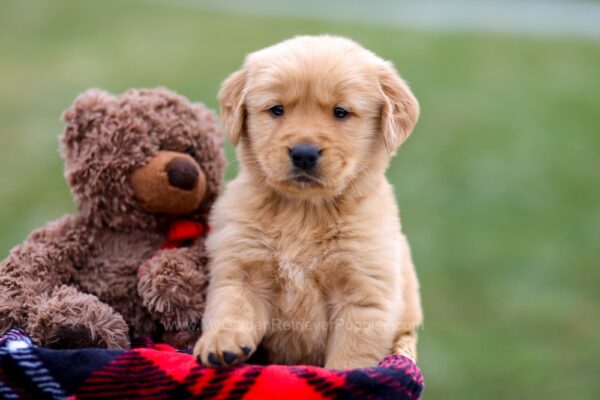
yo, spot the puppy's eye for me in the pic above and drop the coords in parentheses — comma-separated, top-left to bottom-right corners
(184, 146, 197, 157)
(269, 105, 284, 117)
(333, 107, 350, 120)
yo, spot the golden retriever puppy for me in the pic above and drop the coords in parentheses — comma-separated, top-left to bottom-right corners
(193, 35, 423, 369)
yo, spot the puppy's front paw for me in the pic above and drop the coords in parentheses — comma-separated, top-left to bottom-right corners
(193, 330, 256, 367)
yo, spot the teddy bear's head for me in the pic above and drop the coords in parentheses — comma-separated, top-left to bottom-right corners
(61, 88, 226, 230)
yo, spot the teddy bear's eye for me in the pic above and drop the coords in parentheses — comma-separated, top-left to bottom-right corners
(184, 146, 197, 157)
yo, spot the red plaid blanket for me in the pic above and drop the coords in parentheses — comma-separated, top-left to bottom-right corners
(0, 329, 423, 399)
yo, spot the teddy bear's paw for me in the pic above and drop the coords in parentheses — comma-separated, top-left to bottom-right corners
(138, 255, 207, 330)
(0, 303, 22, 337)
(193, 329, 257, 367)
(28, 285, 130, 349)
(140, 288, 205, 331)
(44, 324, 107, 349)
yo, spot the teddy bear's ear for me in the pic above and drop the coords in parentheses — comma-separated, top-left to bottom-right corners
(61, 89, 114, 156)
(218, 68, 247, 146)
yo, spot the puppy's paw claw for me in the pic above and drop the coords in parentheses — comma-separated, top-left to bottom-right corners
(208, 352, 223, 366)
(193, 331, 256, 367)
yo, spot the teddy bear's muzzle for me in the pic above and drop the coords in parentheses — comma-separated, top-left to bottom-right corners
(165, 157, 200, 191)
(130, 150, 206, 215)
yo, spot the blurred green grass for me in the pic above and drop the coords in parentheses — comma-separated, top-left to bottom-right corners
(1, 0, 599, 398)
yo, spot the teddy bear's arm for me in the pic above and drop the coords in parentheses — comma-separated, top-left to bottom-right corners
(137, 239, 208, 334)
(0, 215, 91, 333)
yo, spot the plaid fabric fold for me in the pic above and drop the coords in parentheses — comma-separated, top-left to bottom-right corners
(0, 329, 423, 399)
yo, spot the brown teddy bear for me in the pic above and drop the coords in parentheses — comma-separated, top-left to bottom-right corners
(0, 88, 226, 349)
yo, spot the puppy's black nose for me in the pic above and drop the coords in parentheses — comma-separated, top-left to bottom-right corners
(290, 144, 320, 171)
(165, 157, 199, 191)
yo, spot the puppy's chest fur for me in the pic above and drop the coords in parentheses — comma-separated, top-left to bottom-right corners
(260, 214, 348, 365)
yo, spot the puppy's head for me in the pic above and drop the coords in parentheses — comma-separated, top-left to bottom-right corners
(220, 35, 419, 200)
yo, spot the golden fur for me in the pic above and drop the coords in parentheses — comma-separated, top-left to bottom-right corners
(193, 35, 423, 369)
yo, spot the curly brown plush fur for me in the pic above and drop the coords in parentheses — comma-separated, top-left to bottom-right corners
(0, 88, 226, 349)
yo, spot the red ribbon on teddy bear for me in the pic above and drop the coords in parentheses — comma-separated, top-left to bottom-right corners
(160, 220, 210, 250)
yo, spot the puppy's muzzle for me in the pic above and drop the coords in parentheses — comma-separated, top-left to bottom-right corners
(289, 144, 321, 171)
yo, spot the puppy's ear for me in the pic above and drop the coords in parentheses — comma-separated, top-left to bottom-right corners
(218, 68, 247, 146)
(377, 63, 420, 154)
